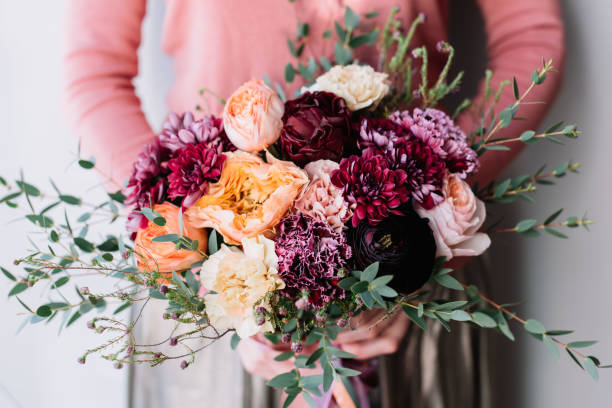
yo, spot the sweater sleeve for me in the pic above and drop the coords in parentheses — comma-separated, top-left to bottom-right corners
(63, 0, 154, 190)
(455, 0, 565, 186)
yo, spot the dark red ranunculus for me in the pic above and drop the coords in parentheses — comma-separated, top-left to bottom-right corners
(347, 210, 436, 294)
(279, 91, 353, 166)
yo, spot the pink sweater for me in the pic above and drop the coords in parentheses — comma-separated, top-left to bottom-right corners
(63, 0, 564, 189)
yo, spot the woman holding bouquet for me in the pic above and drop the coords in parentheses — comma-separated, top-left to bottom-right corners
(63, 0, 564, 407)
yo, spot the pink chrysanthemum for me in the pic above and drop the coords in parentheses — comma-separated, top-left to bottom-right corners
(160, 112, 235, 153)
(167, 143, 226, 208)
(389, 108, 479, 178)
(331, 153, 412, 227)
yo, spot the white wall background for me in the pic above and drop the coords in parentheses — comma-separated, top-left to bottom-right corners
(0, 0, 610, 407)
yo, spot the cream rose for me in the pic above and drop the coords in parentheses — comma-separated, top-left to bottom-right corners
(293, 159, 352, 232)
(308, 64, 390, 111)
(416, 173, 490, 260)
(200, 235, 285, 338)
(222, 79, 284, 152)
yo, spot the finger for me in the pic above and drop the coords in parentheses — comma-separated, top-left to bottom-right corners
(339, 313, 409, 360)
(335, 310, 398, 344)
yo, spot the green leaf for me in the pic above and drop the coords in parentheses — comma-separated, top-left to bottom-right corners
(365, 10, 379, 18)
(350, 280, 369, 294)
(344, 6, 360, 30)
(515, 219, 537, 232)
(208, 229, 219, 255)
(436, 300, 469, 311)
(449, 310, 472, 321)
(545, 330, 574, 336)
(542, 335, 560, 361)
(359, 291, 374, 308)
(544, 227, 568, 239)
(524, 318, 546, 334)
(338, 277, 358, 290)
(544, 209, 563, 225)
(97, 237, 119, 252)
(376, 286, 398, 298)
(323, 29, 332, 39)
(519, 130, 536, 143)
(15, 296, 33, 313)
(108, 191, 126, 203)
(513, 77, 519, 100)
(8, 283, 28, 297)
(499, 105, 516, 128)
(230, 332, 241, 350)
(16, 181, 40, 197)
(78, 159, 95, 169)
(361, 262, 379, 282)
(319, 56, 332, 71)
(484, 145, 511, 151)
(1, 267, 16, 281)
(59, 195, 81, 205)
(472, 311, 497, 328)
(335, 367, 361, 377)
(73, 237, 95, 253)
(434, 274, 463, 291)
(584, 357, 599, 380)
(149, 289, 166, 300)
(284, 63, 295, 83)
(273, 351, 294, 362)
(283, 393, 299, 408)
(402, 306, 427, 330)
(66, 310, 82, 327)
(494, 179, 512, 198)
(152, 216, 166, 226)
(496, 312, 515, 341)
(113, 302, 132, 315)
(305, 348, 325, 365)
(51, 276, 70, 289)
(568, 340, 598, 348)
(36, 305, 52, 317)
(268, 371, 299, 388)
(326, 346, 355, 358)
(26, 214, 54, 228)
(334, 42, 352, 65)
(371, 275, 393, 288)
(348, 31, 379, 48)
(323, 363, 335, 392)
(152, 234, 180, 243)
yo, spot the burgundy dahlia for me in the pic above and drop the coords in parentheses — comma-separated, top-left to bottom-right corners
(331, 153, 411, 227)
(358, 118, 446, 209)
(348, 211, 436, 294)
(167, 143, 226, 208)
(389, 108, 479, 177)
(160, 112, 235, 153)
(279, 91, 354, 166)
(123, 138, 171, 231)
(275, 213, 352, 307)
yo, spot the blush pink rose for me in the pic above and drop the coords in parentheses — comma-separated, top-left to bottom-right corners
(293, 159, 352, 232)
(222, 80, 284, 152)
(416, 173, 490, 260)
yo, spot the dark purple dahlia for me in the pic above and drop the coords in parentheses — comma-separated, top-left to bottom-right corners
(331, 153, 411, 227)
(275, 213, 352, 307)
(348, 211, 436, 294)
(159, 112, 235, 153)
(389, 108, 479, 177)
(123, 138, 171, 232)
(279, 91, 354, 166)
(167, 143, 226, 208)
(358, 118, 446, 210)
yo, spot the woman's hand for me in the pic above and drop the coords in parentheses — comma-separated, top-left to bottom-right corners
(334, 308, 410, 360)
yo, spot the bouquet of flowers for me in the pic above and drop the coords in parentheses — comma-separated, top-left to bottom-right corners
(2, 7, 607, 406)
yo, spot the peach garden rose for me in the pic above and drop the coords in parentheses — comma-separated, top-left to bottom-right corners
(415, 173, 490, 260)
(135, 202, 208, 273)
(186, 151, 308, 245)
(222, 79, 284, 152)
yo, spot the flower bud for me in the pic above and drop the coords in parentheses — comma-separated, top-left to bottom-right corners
(171, 313, 179, 320)
(295, 296, 309, 311)
(290, 342, 303, 353)
(160, 285, 169, 295)
(77, 356, 86, 365)
(255, 306, 267, 315)
(80, 287, 90, 296)
(315, 311, 327, 323)
(87, 320, 96, 330)
(169, 337, 178, 346)
(337, 319, 348, 328)
(256, 316, 265, 326)
(95, 326, 106, 333)
(114, 362, 123, 369)
(180, 360, 189, 370)
(281, 333, 292, 344)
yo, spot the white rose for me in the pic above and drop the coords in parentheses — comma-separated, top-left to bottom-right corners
(308, 64, 390, 111)
(200, 235, 285, 338)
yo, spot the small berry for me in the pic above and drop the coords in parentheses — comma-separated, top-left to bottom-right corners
(256, 316, 265, 326)
(315, 311, 327, 323)
(337, 319, 348, 328)
(290, 342, 303, 353)
(77, 356, 86, 364)
(114, 362, 123, 369)
(169, 337, 178, 346)
(255, 306, 267, 315)
(154, 352, 162, 359)
(171, 313, 179, 320)
(281, 333, 292, 343)
(294, 297, 309, 311)
(95, 326, 106, 333)
(160, 285, 169, 295)
(180, 360, 189, 370)
(80, 287, 90, 295)
(87, 320, 96, 329)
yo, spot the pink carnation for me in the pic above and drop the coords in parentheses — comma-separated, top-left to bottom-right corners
(293, 160, 352, 232)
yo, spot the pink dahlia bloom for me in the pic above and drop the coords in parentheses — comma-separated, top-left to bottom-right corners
(167, 143, 226, 208)
(293, 159, 352, 232)
(160, 112, 235, 153)
(358, 118, 446, 210)
(275, 212, 351, 307)
(389, 108, 479, 178)
(123, 138, 171, 232)
(331, 153, 411, 227)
